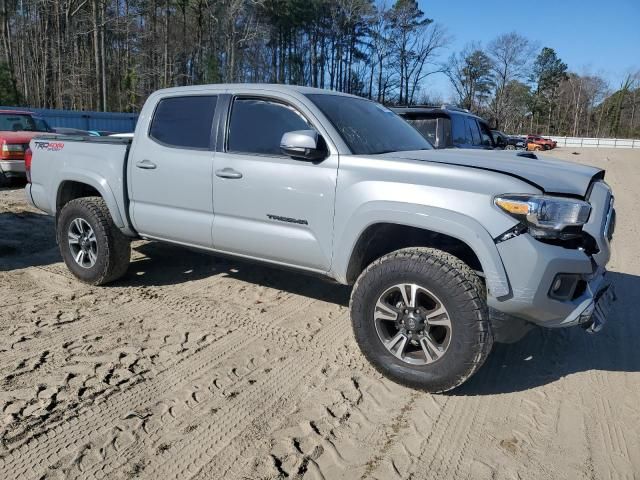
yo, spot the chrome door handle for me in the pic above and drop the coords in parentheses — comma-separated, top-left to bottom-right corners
(136, 159, 157, 170)
(215, 168, 243, 179)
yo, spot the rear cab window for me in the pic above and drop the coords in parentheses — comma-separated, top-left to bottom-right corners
(149, 95, 217, 149)
(0, 113, 48, 132)
(408, 118, 438, 146)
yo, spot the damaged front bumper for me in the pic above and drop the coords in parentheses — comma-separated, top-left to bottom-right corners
(489, 180, 616, 333)
(575, 282, 617, 333)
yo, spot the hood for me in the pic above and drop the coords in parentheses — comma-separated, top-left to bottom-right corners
(0, 130, 50, 144)
(379, 149, 603, 197)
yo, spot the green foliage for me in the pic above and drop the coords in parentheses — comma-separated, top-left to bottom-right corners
(205, 55, 222, 84)
(0, 63, 20, 105)
(389, 0, 432, 30)
(527, 47, 568, 131)
(446, 46, 493, 111)
(597, 77, 639, 138)
(531, 47, 568, 94)
(463, 50, 494, 94)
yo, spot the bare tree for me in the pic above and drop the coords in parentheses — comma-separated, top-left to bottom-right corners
(487, 32, 535, 128)
(445, 43, 494, 112)
(406, 22, 448, 104)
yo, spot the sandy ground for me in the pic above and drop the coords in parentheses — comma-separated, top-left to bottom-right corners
(0, 147, 639, 480)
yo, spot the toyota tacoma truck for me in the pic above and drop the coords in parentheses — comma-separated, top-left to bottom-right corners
(25, 85, 616, 392)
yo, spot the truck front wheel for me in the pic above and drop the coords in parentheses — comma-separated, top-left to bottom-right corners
(57, 197, 131, 285)
(350, 247, 493, 393)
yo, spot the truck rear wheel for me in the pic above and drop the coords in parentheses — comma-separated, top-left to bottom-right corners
(57, 196, 131, 285)
(350, 247, 493, 393)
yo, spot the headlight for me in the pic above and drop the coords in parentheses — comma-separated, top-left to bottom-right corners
(495, 194, 591, 239)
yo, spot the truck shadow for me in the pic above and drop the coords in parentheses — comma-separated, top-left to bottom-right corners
(0, 211, 58, 271)
(454, 271, 640, 395)
(124, 241, 351, 306)
(128, 243, 640, 394)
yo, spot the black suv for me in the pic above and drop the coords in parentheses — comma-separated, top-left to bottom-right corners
(393, 105, 496, 149)
(492, 130, 526, 150)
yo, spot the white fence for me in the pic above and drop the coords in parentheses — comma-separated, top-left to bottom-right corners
(546, 136, 640, 149)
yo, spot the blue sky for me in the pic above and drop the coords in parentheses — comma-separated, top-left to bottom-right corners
(416, 0, 640, 100)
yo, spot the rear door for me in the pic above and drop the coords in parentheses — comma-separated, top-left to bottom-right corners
(211, 94, 338, 272)
(128, 95, 218, 247)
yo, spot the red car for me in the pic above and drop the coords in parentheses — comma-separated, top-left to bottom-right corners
(526, 134, 557, 150)
(0, 110, 52, 186)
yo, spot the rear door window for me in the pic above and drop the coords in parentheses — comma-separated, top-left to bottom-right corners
(227, 98, 310, 155)
(466, 117, 482, 146)
(149, 95, 217, 149)
(451, 114, 471, 146)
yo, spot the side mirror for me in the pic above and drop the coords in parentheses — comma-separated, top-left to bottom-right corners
(280, 130, 327, 161)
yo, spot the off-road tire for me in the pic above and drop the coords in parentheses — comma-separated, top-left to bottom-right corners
(350, 247, 493, 393)
(57, 196, 131, 285)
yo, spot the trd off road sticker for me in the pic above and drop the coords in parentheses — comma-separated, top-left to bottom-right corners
(34, 141, 65, 152)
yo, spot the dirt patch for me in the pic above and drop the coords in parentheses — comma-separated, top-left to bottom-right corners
(1, 150, 639, 479)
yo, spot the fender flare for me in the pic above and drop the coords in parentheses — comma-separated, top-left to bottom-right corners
(53, 169, 125, 229)
(332, 201, 511, 298)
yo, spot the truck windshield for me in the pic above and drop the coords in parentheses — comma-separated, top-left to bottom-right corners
(306, 94, 432, 155)
(0, 113, 51, 132)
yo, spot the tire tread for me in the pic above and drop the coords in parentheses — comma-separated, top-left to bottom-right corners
(350, 247, 493, 393)
(57, 196, 130, 285)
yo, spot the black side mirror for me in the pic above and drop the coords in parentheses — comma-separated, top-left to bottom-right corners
(280, 130, 328, 161)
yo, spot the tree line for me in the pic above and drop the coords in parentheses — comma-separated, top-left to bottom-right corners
(0, 0, 638, 137)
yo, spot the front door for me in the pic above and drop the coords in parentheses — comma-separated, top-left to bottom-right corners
(212, 95, 338, 272)
(128, 94, 217, 247)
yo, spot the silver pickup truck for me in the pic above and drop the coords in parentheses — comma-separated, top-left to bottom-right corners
(26, 84, 616, 392)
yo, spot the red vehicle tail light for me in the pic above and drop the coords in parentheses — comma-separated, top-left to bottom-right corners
(0, 139, 26, 160)
(24, 147, 32, 182)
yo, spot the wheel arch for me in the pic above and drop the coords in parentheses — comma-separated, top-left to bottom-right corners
(334, 205, 510, 298)
(54, 174, 125, 229)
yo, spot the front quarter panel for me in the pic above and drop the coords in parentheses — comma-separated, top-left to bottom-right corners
(332, 155, 542, 298)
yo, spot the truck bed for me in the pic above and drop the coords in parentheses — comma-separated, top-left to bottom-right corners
(27, 134, 133, 233)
